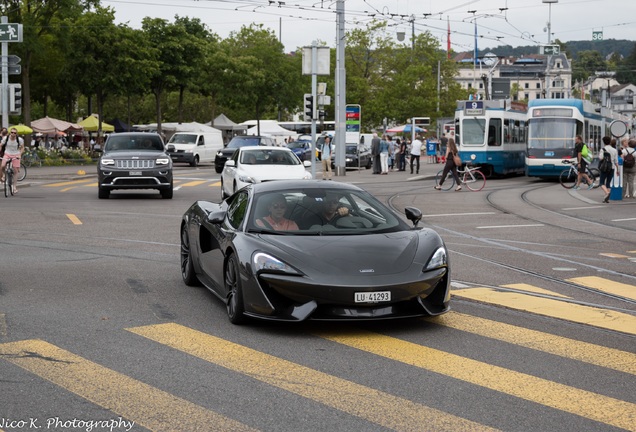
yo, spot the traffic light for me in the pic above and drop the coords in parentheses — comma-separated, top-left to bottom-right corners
(9, 83, 22, 115)
(304, 94, 314, 121)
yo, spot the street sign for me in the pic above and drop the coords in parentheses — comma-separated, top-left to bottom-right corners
(542, 45, 560, 55)
(5, 55, 20, 65)
(0, 23, 23, 42)
(8, 65, 20, 75)
(592, 31, 603, 41)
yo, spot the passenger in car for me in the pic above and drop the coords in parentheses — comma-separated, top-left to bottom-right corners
(255, 194, 299, 231)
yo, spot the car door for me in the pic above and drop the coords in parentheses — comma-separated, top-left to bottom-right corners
(222, 150, 240, 195)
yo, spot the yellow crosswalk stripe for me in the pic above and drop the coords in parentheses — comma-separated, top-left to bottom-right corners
(44, 179, 93, 187)
(316, 329, 636, 432)
(424, 311, 636, 375)
(66, 214, 82, 225)
(0, 339, 257, 432)
(566, 276, 636, 301)
(128, 323, 497, 432)
(210, 181, 221, 187)
(599, 253, 630, 258)
(500, 283, 571, 298)
(453, 287, 636, 335)
(179, 180, 208, 187)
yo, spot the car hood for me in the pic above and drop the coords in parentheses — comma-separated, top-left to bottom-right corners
(102, 150, 167, 158)
(167, 143, 196, 151)
(259, 231, 428, 275)
(239, 165, 308, 180)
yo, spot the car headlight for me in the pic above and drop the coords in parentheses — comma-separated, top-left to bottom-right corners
(238, 174, 257, 184)
(425, 247, 447, 270)
(253, 252, 300, 274)
(186, 149, 194, 153)
(101, 158, 115, 166)
(156, 157, 170, 165)
(303, 172, 312, 180)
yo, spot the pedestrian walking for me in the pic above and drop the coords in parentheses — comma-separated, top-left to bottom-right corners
(379, 135, 389, 175)
(434, 137, 462, 191)
(622, 138, 636, 198)
(371, 133, 381, 174)
(410, 134, 422, 174)
(320, 136, 333, 180)
(597, 136, 619, 203)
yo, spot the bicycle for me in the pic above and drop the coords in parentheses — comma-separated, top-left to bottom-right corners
(22, 149, 41, 168)
(435, 161, 486, 192)
(559, 159, 600, 189)
(3, 157, 19, 197)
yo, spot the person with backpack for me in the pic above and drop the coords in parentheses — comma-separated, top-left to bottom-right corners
(572, 135, 593, 190)
(598, 136, 619, 203)
(622, 138, 636, 199)
(0, 127, 25, 194)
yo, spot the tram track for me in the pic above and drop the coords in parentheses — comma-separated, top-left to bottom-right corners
(386, 182, 636, 311)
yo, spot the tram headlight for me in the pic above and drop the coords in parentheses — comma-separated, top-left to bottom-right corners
(470, 154, 477, 161)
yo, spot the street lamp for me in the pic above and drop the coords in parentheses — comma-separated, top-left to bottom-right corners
(542, 0, 558, 44)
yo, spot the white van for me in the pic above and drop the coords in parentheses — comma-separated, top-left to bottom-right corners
(166, 131, 223, 166)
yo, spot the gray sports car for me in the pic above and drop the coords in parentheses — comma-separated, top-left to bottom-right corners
(180, 180, 450, 324)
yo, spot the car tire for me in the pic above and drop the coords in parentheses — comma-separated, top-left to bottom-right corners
(180, 224, 201, 286)
(161, 184, 173, 199)
(221, 179, 229, 199)
(215, 165, 223, 174)
(98, 187, 110, 199)
(190, 156, 199, 167)
(225, 254, 246, 324)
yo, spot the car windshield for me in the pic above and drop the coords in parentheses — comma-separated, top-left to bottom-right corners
(345, 145, 357, 153)
(246, 188, 409, 235)
(168, 134, 196, 144)
(105, 135, 164, 151)
(241, 149, 300, 165)
(287, 142, 305, 149)
(227, 137, 261, 149)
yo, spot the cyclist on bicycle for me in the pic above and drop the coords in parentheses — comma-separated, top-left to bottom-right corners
(573, 135, 593, 190)
(434, 137, 462, 191)
(1, 127, 25, 194)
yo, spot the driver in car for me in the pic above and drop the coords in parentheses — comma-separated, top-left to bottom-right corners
(304, 194, 350, 227)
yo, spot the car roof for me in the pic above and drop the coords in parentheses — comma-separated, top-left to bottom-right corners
(241, 146, 291, 152)
(248, 179, 364, 194)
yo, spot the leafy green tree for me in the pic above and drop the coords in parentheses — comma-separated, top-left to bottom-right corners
(572, 50, 607, 84)
(616, 42, 636, 85)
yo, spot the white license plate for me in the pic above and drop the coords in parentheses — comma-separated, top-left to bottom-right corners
(129, 171, 142, 176)
(354, 291, 391, 303)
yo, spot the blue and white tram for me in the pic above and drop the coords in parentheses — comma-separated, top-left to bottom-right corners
(454, 99, 527, 177)
(525, 99, 630, 178)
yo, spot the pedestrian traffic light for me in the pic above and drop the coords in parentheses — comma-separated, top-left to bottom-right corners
(304, 94, 314, 121)
(9, 83, 22, 115)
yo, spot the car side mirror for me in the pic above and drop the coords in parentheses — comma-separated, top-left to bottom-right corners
(405, 207, 422, 227)
(207, 209, 226, 224)
(225, 160, 236, 167)
(303, 160, 312, 168)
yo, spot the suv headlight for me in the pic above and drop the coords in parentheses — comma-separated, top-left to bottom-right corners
(156, 157, 170, 165)
(101, 158, 115, 166)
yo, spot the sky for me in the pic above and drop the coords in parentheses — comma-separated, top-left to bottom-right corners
(103, 0, 636, 54)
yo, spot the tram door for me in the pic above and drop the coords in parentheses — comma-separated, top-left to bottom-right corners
(488, 118, 502, 146)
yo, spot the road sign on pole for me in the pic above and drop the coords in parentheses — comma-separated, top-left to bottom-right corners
(6, 54, 20, 64)
(8, 64, 20, 75)
(0, 23, 22, 42)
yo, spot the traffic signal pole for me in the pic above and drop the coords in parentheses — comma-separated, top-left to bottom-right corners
(310, 42, 317, 180)
(1, 16, 9, 129)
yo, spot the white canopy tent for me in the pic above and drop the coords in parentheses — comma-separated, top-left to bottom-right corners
(245, 121, 295, 144)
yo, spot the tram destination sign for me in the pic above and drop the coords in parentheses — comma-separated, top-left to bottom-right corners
(464, 100, 484, 115)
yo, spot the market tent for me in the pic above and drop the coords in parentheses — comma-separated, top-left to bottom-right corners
(31, 116, 83, 135)
(78, 115, 114, 132)
(134, 122, 222, 133)
(212, 113, 244, 131)
(246, 121, 295, 137)
(109, 118, 132, 132)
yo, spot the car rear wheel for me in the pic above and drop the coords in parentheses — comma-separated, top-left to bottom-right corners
(225, 254, 246, 324)
(180, 225, 200, 286)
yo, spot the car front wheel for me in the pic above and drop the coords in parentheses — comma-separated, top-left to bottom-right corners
(225, 254, 246, 324)
(180, 225, 200, 286)
(98, 187, 110, 199)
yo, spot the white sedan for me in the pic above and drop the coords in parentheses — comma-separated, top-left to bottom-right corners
(221, 146, 312, 198)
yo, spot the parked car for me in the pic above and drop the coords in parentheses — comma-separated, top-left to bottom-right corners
(180, 180, 450, 324)
(214, 135, 276, 173)
(286, 140, 314, 161)
(97, 132, 173, 199)
(166, 131, 223, 167)
(221, 146, 312, 198)
(331, 143, 372, 169)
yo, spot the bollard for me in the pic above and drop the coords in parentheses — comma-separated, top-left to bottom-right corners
(609, 157, 623, 201)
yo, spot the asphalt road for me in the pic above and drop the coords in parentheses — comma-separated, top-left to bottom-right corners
(0, 163, 634, 432)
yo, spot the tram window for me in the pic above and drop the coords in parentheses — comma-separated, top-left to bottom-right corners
(488, 118, 502, 146)
(461, 119, 485, 145)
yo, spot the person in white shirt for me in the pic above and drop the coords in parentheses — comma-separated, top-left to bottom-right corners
(410, 134, 422, 174)
(598, 136, 619, 203)
(320, 136, 333, 180)
(0, 128, 24, 194)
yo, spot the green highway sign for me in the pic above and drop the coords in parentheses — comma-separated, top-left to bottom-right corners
(0, 23, 23, 42)
(592, 31, 603, 41)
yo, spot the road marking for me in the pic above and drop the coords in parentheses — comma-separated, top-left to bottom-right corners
(44, 179, 93, 187)
(0, 313, 6, 340)
(424, 311, 636, 375)
(66, 214, 82, 225)
(567, 276, 636, 301)
(179, 180, 208, 187)
(500, 283, 571, 298)
(422, 212, 496, 218)
(452, 287, 636, 335)
(128, 323, 495, 432)
(210, 181, 221, 187)
(476, 224, 544, 229)
(562, 205, 605, 210)
(598, 253, 630, 258)
(317, 329, 636, 432)
(0, 339, 257, 432)
(612, 217, 636, 222)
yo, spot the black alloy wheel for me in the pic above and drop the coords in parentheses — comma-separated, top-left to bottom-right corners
(225, 254, 246, 324)
(180, 225, 200, 286)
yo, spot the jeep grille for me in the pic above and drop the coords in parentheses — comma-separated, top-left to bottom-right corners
(116, 160, 155, 169)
